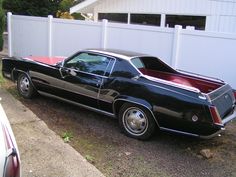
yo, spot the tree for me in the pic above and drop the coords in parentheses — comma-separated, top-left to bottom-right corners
(57, 0, 84, 20)
(2, 0, 62, 17)
(0, 0, 4, 51)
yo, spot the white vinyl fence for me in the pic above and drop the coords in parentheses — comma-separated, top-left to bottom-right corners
(7, 13, 236, 88)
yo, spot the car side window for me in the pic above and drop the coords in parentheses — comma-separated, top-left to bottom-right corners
(64, 53, 110, 76)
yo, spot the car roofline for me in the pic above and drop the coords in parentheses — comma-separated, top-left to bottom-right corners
(84, 49, 151, 61)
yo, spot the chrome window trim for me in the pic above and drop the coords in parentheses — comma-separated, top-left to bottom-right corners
(62, 51, 117, 79)
(86, 49, 152, 61)
(108, 58, 116, 77)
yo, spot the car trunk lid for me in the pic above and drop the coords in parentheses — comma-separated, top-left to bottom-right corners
(207, 84, 235, 119)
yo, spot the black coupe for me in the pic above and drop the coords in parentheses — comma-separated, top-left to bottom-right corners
(2, 49, 236, 140)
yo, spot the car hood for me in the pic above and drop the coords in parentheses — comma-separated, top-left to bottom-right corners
(23, 56, 66, 65)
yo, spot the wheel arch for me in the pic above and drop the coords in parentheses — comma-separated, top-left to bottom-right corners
(12, 69, 36, 90)
(113, 97, 160, 128)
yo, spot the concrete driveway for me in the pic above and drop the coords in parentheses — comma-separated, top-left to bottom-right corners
(0, 88, 104, 177)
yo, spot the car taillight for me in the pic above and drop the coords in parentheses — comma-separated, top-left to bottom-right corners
(1, 125, 20, 177)
(210, 106, 223, 126)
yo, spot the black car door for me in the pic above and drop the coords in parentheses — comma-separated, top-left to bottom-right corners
(29, 63, 67, 98)
(61, 52, 112, 109)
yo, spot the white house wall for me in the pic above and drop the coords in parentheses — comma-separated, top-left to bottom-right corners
(94, 0, 211, 15)
(93, 0, 236, 33)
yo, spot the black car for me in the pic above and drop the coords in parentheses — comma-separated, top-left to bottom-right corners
(2, 49, 236, 140)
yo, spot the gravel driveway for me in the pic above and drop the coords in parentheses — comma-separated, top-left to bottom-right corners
(15, 93, 236, 177)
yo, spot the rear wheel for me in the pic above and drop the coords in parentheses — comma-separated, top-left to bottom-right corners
(119, 103, 157, 140)
(17, 73, 36, 99)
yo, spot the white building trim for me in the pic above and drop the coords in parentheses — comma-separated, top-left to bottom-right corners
(70, 0, 99, 14)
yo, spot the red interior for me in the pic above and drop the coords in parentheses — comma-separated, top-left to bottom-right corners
(139, 68, 222, 93)
(24, 56, 65, 65)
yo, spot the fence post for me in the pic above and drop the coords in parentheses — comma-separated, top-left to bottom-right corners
(171, 25, 182, 69)
(101, 19, 108, 49)
(160, 14, 165, 28)
(7, 12, 13, 57)
(48, 15, 53, 57)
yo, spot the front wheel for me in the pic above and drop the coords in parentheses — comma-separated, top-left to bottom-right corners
(119, 103, 157, 140)
(17, 73, 36, 99)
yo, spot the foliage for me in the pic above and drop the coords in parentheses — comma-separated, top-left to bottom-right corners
(62, 131, 73, 143)
(71, 12, 84, 20)
(2, 0, 85, 20)
(56, 11, 74, 19)
(59, 0, 73, 12)
(2, 0, 62, 17)
(85, 154, 95, 164)
(0, 0, 4, 51)
(57, 0, 84, 20)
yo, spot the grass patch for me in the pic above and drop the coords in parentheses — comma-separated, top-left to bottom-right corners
(62, 131, 73, 143)
(85, 154, 95, 164)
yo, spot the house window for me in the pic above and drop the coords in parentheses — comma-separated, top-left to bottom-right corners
(130, 14, 161, 26)
(165, 15, 206, 30)
(98, 13, 128, 23)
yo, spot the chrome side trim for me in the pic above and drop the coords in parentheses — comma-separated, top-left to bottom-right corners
(127, 58, 201, 93)
(32, 76, 112, 104)
(113, 98, 160, 128)
(160, 127, 225, 139)
(143, 75, 200, 93)
(38, 91, 115, 118)
(177, 69, 224, 83)
(199, 128, 224, 139)
(42, 81, 99, 100)
(160, 127, 199, 137)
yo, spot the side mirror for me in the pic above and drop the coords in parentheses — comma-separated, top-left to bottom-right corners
(59, 67, 77, 77)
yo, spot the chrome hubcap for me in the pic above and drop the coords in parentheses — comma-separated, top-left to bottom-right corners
(19, 76, 30, 94)
(123, 107, 148, 135)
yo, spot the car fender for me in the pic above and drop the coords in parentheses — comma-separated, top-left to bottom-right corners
(12, 69, 37, 90)
(113, 96, 160, 127)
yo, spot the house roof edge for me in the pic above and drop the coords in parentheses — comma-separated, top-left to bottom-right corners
(70, 0, 99, 14)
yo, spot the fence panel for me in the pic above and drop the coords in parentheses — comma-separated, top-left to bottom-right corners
(11, 15, 48, 57)
(52, 19, 102, 57)
(107, 23, 174, 64)
(8, 13, 236, 88)
(178, 30, 236, 88)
